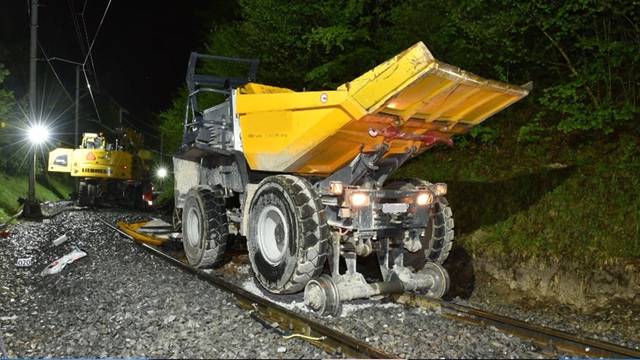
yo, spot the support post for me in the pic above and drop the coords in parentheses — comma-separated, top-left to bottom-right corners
(25, 0, 42, 218)
(75, 65, 80, 147)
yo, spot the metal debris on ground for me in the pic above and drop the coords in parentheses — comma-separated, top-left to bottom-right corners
(52, 234, 68, 246)
(40, 248, 87, 276)
(116, 220, 169, 246)
(0, 230, 10, 238)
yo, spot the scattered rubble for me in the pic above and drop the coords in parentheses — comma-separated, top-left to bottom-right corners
(0, 205, 324, 358)
(51, 234, 68, 246)
(40, 248, 87, 276)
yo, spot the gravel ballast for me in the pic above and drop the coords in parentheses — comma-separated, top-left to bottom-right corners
(0, 205, 323, 358)
(2, 203, 637, 358)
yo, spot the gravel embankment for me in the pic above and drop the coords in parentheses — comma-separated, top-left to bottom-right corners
(0, 205, 323, 358)
(455, 273, 640, 351)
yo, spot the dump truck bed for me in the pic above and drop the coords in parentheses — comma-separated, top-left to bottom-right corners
(232, 42, 530, 175)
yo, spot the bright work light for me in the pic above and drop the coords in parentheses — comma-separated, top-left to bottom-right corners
(156, 167, 168, 178)
(27, 124, 50, 144)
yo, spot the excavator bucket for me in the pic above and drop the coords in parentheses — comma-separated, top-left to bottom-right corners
(232, 42, 530, 175)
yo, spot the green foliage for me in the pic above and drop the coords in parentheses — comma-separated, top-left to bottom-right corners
(154, 1, 640, 266)
(0, 173, 73, 222)
(159, 0, 640, 146)
(396, 129, 640, 266)
(0, 63, 26, 175)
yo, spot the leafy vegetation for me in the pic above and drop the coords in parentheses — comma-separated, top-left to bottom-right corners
(0, 173, 73, 222)
(156, 1, 639, 265)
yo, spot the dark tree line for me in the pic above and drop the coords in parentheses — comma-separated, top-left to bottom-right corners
(156, 0, 637, 150)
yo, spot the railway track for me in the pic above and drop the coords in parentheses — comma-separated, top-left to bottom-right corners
(394, 293, 640, 359)
(99, 217, 640, 359)
(98, 218, 394, 359)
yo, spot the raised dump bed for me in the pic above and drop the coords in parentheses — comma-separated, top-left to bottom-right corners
(233, 42, 530, 174)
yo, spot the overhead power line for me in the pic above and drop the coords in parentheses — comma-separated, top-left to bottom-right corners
(37, 42, 74, 103)
(83, 0, 112, 66)
(82, 66, 102, 123)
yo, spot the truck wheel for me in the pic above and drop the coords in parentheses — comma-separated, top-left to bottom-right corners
(87, 183, 97, 207)
(78, 182, 88, 206)
(182, 188, 228, 268)
(386, 179, 454, 269)
(248, 175, 329, 294)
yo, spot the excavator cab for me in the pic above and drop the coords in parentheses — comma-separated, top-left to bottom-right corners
(81, 132, 107, 150)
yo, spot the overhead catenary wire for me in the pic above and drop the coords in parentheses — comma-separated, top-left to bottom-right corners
(37, 42, 74, 103)
(79, 1, 99, 89)
(77, 0, 113, 124)
(82, 66, 102, 123)
(83, 0, 112, 66)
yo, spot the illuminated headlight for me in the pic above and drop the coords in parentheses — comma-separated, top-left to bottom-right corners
(329, 181, 343, 195)
(147, 200, 153, 206)
(350, 192, 370, 207)
(434, 183, 447, 196)
(416, 192, 434, 206)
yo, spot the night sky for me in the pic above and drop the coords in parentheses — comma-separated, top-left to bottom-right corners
(1, 1, 222, 142)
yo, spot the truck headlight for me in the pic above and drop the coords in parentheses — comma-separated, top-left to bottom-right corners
(434, 183, 447, 196)
(416, 192, 434, 206)
(350, 192, 370, 207)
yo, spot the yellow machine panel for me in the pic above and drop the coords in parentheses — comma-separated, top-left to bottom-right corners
(48, 148, 133, 180)
(235, 42, 530, 175)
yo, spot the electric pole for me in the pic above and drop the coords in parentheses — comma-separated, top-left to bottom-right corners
(75, 65, 80, 147)
(26, 0, 41, 218)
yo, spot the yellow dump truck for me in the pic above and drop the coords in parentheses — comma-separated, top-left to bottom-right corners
(173, 42, 530, 315)
(48, 130, 153, 207)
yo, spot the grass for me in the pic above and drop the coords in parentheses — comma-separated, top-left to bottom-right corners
(0, 172, 73, 222)
(394, 125, 640, 267)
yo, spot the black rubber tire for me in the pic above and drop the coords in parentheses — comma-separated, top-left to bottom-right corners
(386, 179, 454, 269)
(78, 182, 89, 206)
(87, 183, 97, 207)
(181, 188, 228, 268)
(247, 175, 329, 294)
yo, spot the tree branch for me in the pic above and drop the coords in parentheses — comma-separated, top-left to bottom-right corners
(539, 26, 599, 106)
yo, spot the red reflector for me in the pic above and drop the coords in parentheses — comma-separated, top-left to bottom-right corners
(86, 152, 96, 161)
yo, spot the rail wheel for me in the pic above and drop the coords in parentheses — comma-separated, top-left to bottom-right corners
(304, 274, 340, 316)
(385, 178, 454, 269)
(248, 175, 329, 294)
(182, 188, 228, 268)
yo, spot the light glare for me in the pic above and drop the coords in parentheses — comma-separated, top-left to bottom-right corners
(156, 167, 168, 178)
(416, 192, 434, 206)
(28, 124, 50, 144)
(350, 192, 369, 207)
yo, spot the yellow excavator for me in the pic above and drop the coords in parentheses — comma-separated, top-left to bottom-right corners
(48, 128, 154, 208)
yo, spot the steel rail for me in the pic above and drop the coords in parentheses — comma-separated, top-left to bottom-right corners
(98, 218, 395, 359)
(393, 293, 640, 359)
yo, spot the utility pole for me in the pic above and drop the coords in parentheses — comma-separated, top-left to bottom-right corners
(75, 65, 80, 147)
(25, 0, 41, 218)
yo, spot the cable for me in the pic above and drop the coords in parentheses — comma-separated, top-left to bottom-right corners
(82, 66, 102, 123)
(37, 42, 75, 103)
(80, 4, 99, 89)
(283, 334, 327, 342)
(67, 0, 88, 58)
(83, 0, 112, 66)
